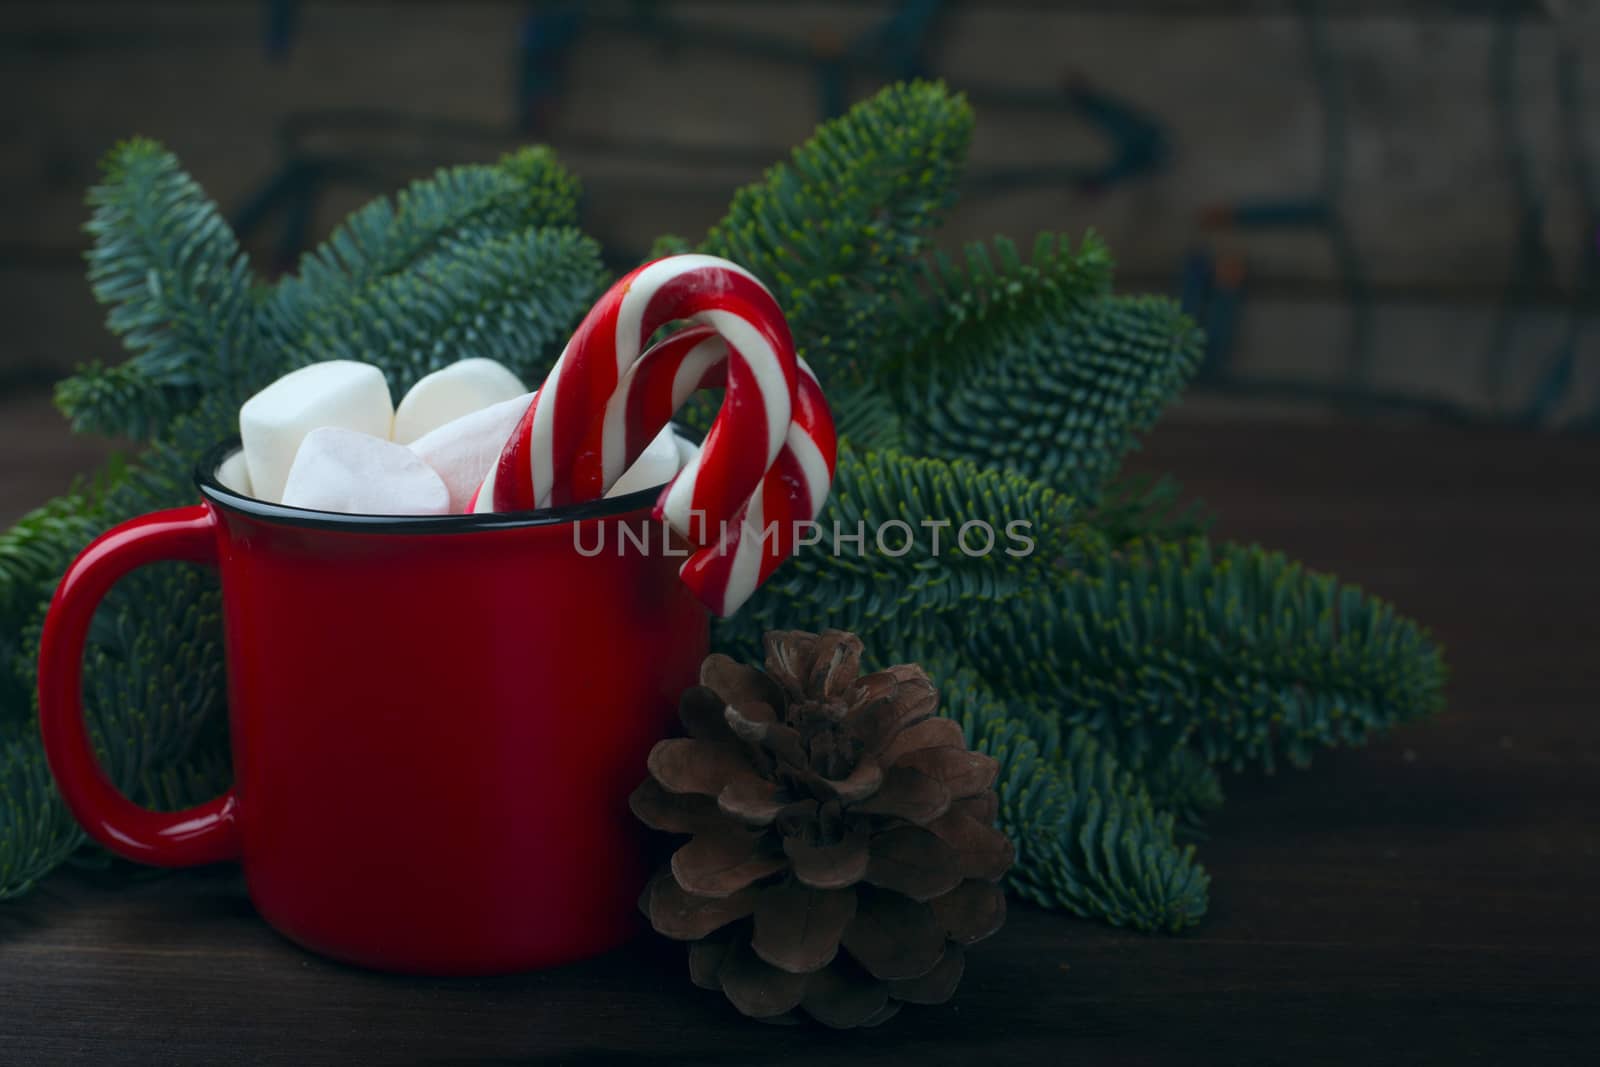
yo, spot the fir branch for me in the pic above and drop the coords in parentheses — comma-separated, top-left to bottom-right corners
(0, 731, 83, 900)
(269, 227, 604, 393)
(884, 232, 1114, 383)
(272, 147, 581, 321)
(970, 539, 1449, 771)
(829, 387, 905, 454)
(701, 81, 974, 388)
(898, 292, 1203, 506)
(54, 363, 196, 444)
(62, 139, 258, 440)
(0, 454, 133, 710)
(935, 661, 1209, 933)
(1143, 745, 1226, 837)
(0, 494, 102, 631)
(647, 233, 693, 260)
(713, 446, 1085, 657)
(1087, 473, 1213, 547)
(0, 559, 229, 901)
(73, 563, 226, 801)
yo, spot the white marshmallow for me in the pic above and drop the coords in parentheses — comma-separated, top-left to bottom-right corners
(215, 450, 254, 497)
(240, 361, 393, 503)
(407, 392, 532, 514)
(392, 359, 527, 445)
(606, 426, 684, 499)
(281, 428, 450, 516)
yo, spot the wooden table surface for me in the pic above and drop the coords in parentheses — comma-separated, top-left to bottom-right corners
(3, 410, 1597, 1065)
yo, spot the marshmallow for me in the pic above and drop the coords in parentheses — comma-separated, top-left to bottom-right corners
(215, 450, 254, 497)
(281, 427, 450, 516)
(605, 426, 684, 499)
(240, 361, 393, 503)
(392, 359, 527, 445)
(407, 392, 533, 513)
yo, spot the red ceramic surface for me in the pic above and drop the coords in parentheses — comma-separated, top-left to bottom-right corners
(37, 448, 708, 975)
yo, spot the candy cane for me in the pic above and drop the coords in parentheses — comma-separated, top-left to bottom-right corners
(477, 255, 797, 521)
(673, 355, 836, 616)
(473, 254, 832, 615)
(570, 325, 836, 615)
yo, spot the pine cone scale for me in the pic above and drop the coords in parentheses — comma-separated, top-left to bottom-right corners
(878, 716, 967, 765)
(928, 811, 1015, 882)
(851, 765, 950, 823)
(800, 959, 889, 1029)
(716, 776, 786, 825)
(628, 779, 723, 835)
(671, 830, 787, 898)
(648, 738, 764, 798)
(642, 873, 756, 941)
(783, 823, 871, 889)
(863, 826, 964, 902)
(930, 880, 1008, 945)
(719, 937, 810, 1019)
(840, 889, 947, 981)
(751, 881, 857, 974)
(700, 653, 785, 710)
(895, 746, 1000, 797)
(885, 944, 965, 1005)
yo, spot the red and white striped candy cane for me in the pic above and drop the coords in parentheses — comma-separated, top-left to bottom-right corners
(674, 354, 836, 616)
(475, 255, 797, 521)
(571, 325, 836, 615)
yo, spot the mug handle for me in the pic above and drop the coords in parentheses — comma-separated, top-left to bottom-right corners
(37, 504, 242, 867)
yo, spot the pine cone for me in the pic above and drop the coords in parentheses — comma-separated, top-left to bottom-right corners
(631, 629, 1013, 1028)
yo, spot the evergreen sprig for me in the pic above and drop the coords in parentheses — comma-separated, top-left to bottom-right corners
(885, 233, 1114, 381)
(713, 446, 1087, 656)
(58, 138, 259, 440)
(264, 147, 593, 394)
(900, 290, 1204, 505)
(267, 226, 604, 393)
(281, 146, 581, 301)
(702, 80, 974, 388)
(971, 539, 1449, 771)
(935, 661, 1209, 932)
(0, 734, 82, 900)
(0, 82, 1447, 931)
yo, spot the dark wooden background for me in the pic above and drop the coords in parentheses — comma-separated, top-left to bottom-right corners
(2, 0, 1597, 424)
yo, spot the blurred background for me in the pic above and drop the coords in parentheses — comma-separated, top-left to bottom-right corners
(1, 0, 1596, 520)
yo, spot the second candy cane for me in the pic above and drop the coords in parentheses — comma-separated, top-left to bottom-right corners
(575, 324, 837, 615)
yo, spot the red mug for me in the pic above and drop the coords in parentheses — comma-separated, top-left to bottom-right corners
(37, 442, 708, 975)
